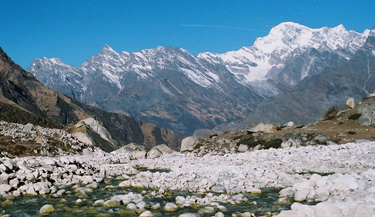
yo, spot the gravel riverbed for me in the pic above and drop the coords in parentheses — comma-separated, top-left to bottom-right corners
(1, 141, 375, 216)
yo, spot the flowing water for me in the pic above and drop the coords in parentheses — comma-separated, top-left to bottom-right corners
(0, 178, 295, 216)
(0, 167, 318, 216)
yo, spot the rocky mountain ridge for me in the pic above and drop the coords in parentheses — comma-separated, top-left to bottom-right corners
(28, 22, 370, 136)
(199, 22, 369, 84)
(231, 28, 375, 130)
(0, 46, 182, 150)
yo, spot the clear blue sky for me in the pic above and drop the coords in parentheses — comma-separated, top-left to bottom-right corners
(0, 0, 374, 69)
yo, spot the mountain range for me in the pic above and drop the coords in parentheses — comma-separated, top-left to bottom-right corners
(232, 28, 375, 129)
(28, 22, 371, 136)
(0, 46, 181, 151)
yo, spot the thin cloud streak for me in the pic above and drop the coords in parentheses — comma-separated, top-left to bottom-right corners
(180, 24, 268, 33)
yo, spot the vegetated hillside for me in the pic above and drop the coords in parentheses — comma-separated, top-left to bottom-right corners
(0, 101, 63, 129)
(235, 30, 375, 129)
(28, 22, 370, 136)
(0, 46, 181, 151)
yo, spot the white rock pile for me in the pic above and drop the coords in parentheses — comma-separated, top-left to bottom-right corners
(1, 129, 375, 216)
(0, 121, 92, 157)
(118, 141, 375, 216)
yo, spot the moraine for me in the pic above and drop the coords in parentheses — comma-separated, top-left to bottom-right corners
(2, 141, 375, 216)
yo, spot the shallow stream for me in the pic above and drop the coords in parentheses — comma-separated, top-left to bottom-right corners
(0, 165, 320, 216)
(0, 179, 295, 216)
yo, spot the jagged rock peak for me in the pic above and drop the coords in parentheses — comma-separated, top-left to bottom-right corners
(370, 26, 375, 37)
(31, 57, 69, 67)
(99, 44, 119, 56)
(134, 46, 190, 57)
(0, 46, 16, 65)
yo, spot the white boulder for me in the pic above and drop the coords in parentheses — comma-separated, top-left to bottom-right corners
(146, 148, 163, 159)
(181, 137, 197, 152)
(0, 184, 12, 193)
(238, 144, 249, 152)
(346, 97, 355, 109)
(131, 150, 147, 160)
(314, 202, 343, 216)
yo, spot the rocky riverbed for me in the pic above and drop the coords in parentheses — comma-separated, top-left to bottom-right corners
(1, 140, 375, 216)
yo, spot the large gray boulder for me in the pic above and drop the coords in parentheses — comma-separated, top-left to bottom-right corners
(146, 144, 174, 159)
(358, 97, 375, 126)
(69, 118, 119, 152)
(153, 144, 174, 155)
(237, 144, 249, 152)
(146, 148, 163, 159)
(113, 143, 148, 159)
(79, 117, 118, 146)
(122, 143, 147, 151)
(130, 150, 147, 160)
(248, 123, 277, 133)
(181, 137, 197, 152)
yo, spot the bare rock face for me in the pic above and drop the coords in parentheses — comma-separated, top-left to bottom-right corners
(79, 117, 118, 146)
(66, 118, 119, 152)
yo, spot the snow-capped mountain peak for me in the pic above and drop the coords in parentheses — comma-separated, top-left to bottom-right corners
(31, 57, 71, 69)
(198, 22, 369, 83)
(29, 57, 80, 77)
(28, 22, 373, 136)
(99, 44, 119, 55)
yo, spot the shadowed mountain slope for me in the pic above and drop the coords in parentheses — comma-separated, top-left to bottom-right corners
(0, 46, 181, 151)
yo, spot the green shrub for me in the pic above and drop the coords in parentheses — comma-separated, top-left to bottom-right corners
(209, 134, 218, 138)
(348, 113, 362, 120)
(0, 102, 63, 128)
(262, 138, 283, 149)
(14, 145, 27, 154)
(238, 136, 261, 148)
(233, 134, 244, 140)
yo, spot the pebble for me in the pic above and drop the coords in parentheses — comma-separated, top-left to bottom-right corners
(164, 202, 179, 212)
(39, 204, 55, 215)
(179, 213, 198, 217)
(139, 210, 155, 217)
